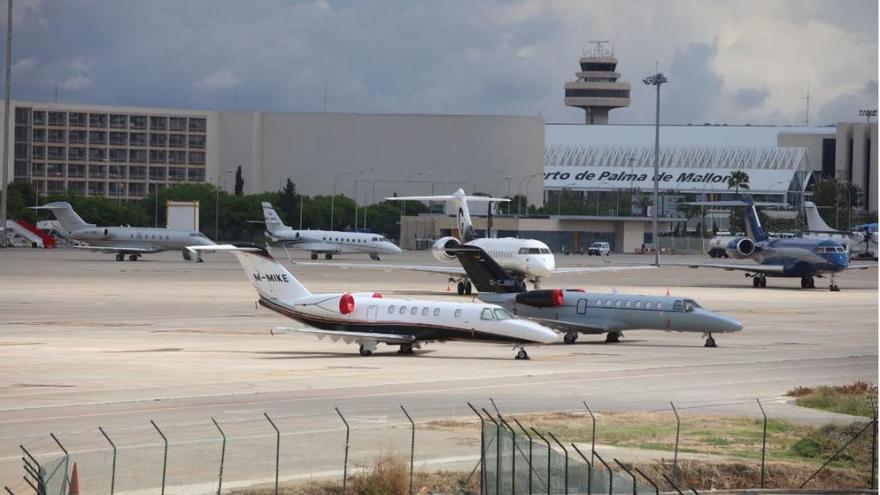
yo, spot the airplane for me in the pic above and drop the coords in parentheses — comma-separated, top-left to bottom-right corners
(186, 243, 558, 359)
(452, 244, 742, 347)
(261, 202, 402, 260)
(33, 201, 216, 261)
(803, 201, 877, 260)
(302, 188, 650, 295)
(674, 198, 876, 291)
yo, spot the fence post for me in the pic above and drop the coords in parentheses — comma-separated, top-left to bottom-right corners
(400, 405, 415, 495)
(530, 428, 552, 495)
(799, 418, 875, 489)
(263, 413, 280, 495)
(19, 445, 43, 495)
(211, 417, 227, 495)
(513, 418, 534, 495)
(583, 402, 596, 474)
(49, 433, 70, 492)
(498, 416, 516, 495)
(613, 458, 638, 495)
(633, 466, 660, 495)
(150, 420, 168, 495)
(756, 399, 767, 488)
(570, 443, 592, 495)
(483, 409, 502, 495)
(98, 426, 117, 495)
(871, 398, 877, 490)
(547, 432, 569, 495)
(4, 486, 13, 494)
(467, 402, 486, 495)
(593, 450, 613, 495)
(335, 407, 350, 495)
(661, 473, 686, 495)
(670, 401, 680, 483)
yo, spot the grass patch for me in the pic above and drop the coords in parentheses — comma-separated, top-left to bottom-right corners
(786, 381, 877, 417)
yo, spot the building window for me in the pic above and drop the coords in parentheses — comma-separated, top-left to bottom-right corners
(88, 147, 107, 161)
(13, 143, 29, 159)
(87, 182, 104, 195)
(88, 165, 107, 178)
(14, 126, 29, 141)
(32, 163, 45, 176)
(47, 146, 65, 160)
(48, 111, 67, 126)
(149, 166, 166, 181)
(68, 112, 87, 127)
(129, 132, 147, 147)
(150, 133, 167, 147)
(188, 117, 206, 132)
(88, 131, 107, 145)
(68, 181, 86, 194)
(149, 116, 167, 130)
(48, 129, 66, 143)
(47, 180, 65, 193)
(169, 117, 186, 131)
(14, 107, 30, 125)
(188, 134, 206, 148)
(149, 150, 167, 163)
(109, 132, 127, 145)
(32, 145, 46, 160)
(168, 150, 186, 164)
(68, 147, 86, 161)
(168, 167, 186, 181)
(32, 128, 46, 142)
(109, 148, 127, 162)
(188, 151, 205, 165)
(129, 166, 146, 180)
(14, 161, 29, 178)
(89, 113, 108, 128)
(187, 168, 205, 182)
(129, 115, 147, 129)
(47, 163, 65, 177)
(32, 111, 46, 126)
(564, 88, 631, 99)
(68, 164, 86, 178)
(109, 182, 126, 196)
(129, 149, 147, 162)
(109, 114, 127, 129)
(68, 130, 87, 144)
(128, 182, 145, 195)
(169, 134, 186, 148)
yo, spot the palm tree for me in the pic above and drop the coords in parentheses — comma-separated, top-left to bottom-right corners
(727, 171, 750, 197)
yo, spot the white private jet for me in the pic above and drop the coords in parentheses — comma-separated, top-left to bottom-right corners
(803, 201, 877, 260)
(34, 202, 216, 261)
(302, 188, 651, 293)
(188, 244, 558, 359)
(262, 202, 402, 260)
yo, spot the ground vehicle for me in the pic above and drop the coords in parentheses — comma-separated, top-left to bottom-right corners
(587, 242, 610, 256)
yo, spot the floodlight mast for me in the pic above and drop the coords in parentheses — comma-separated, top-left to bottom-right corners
(0, 0, 12, 249)
(643, 71, 667, 267)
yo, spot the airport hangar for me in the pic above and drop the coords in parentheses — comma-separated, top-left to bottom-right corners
(3, 100, 876, 253)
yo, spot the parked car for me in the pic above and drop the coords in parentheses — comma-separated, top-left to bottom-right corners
(587, 242, 610, 256)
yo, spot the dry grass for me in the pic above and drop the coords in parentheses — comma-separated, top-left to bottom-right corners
(786, 381, 878, 417)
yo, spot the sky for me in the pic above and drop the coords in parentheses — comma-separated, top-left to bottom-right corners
(7, 0, 878, 125)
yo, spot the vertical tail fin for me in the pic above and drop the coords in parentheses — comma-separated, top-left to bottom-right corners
(742, 198, 769, 242)
(195, 244, 311, 303)
(31, 202, 93, 231)
(450, 189, 480, 242)
(261, 202, 289, 235)
(803, 201, 837, 232)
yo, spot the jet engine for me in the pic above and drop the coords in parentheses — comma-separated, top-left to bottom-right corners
(515, 289, 564, 308)
(432, 236, 461, 262)
(725, 237, 755, 259)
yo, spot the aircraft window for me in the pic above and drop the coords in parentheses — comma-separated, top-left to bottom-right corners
(540, 248, 551, 254)
(388, 305, 395, 314)
(372, 237, 378, 241)
(421, 307, 429, 316)
(399, 306, 407, 315)
(625, 301, 632, 308)
(645, 302, 653, 309)
(683, 299, 700, 312)
(493, 308, 513, 320)
(673, 301, 684, 311)
(454, 309, 462, 318)
(410, 307, 418, 316)
(605, 299, 612, 306)
(518, 247, 528, 255)
(836, 246, 846, 253)
(635, 301, 642, 308)
(189, 232, 204, 237)
(656, 303, 662, 310)
(130, 234, 133, 239)
(433, 308, 441, 316)
(615, 301, 622, 308)
(480, 308, 495, 320)
(323, 237, 326, 240)
(528, 248, 541, 254)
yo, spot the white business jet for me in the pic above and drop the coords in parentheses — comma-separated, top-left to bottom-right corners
(187, 244, 557, 359)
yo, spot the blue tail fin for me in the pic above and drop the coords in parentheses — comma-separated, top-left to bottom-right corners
(743, 197, 768, 241)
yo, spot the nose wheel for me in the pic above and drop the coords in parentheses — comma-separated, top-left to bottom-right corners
(370, 253, 381, 261)
(800, 277, 815, 289)
(514, 348, 530, 360)
(397, 343, 415, 354)
(751, 275, 767, 288)
(358, 344, 373, 356)
(829, 273, 840, 291)
(310, 253, 318, 260)
(704, 334, 717, 348)
(605, 331, 622, 343)
(456, 280, 472, 295)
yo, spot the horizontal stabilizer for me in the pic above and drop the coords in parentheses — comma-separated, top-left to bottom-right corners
(387, 195, 510, 203)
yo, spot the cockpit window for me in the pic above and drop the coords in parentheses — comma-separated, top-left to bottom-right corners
(673, 300, 684, 311)
(540, 248, 551, 254)
(480, 308, 495, 320)
(493, 308, 512, 320)
(528, 248, 541, 254)
(189, 232, 205, 237)
(683, 299, 700, 312)
(372, 237, 379, 241)
(518, 247, 528, 255)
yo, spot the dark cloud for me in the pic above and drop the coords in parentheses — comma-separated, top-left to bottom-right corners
(662, 39, 724, 124)
(817, 80, 878, 124)
(734, 88, 769, 109)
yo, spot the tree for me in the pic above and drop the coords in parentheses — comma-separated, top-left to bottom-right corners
(727, 171, 750, 196)
(234, 165, 244, 197)
(278, 179, 298, 225)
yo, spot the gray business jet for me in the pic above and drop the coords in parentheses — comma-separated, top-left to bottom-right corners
(34, 202, 216, 261)
(453, 245, 742, 347)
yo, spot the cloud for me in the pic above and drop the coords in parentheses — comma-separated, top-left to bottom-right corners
(817, 80, 878, 124)
(734, 87, 769, 109)
(195, 70, 240, 91)
(663, 39, 724, 124)
(58, 74, 91, 91)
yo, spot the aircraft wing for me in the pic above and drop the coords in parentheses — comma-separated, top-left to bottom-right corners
(525, 317, 609, 335)
(847, 263, 878, 270)
(292, 261, 466, 277)
(74, 245, 161, 254)
(553, 265, 657, 274)
(668, 262, 786, 275)
(273, 327, 416, 344)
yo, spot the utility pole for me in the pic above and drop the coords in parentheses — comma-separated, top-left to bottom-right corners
(643, 70, 667, 267)
(0, 0, 12, 248)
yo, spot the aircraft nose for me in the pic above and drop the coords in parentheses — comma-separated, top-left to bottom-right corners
(716, 314, 743, 333)
(525, 322, 559, 344)
(391, 243, 403, 253)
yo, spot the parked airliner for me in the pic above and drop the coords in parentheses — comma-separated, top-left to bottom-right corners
(453, 245, 742, 347)
(34, 202, 216, 261)
(261, 202, 401, 260)
(803, 201, 877, 260)
(677, 198, 875, 290)
(187, 244, 557, 359)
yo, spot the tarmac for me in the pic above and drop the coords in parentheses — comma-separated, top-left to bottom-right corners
(0, 248, 876, 493)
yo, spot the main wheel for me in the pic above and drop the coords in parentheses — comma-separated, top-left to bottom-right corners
(358, 345, 373, 357)
(753, 277, 760, 288)
(129, 254, 139, 261)
(465, 281, 473, 295)
(310, 253, 318, 260)
(704, 335, 717, 348)
(457, 281, 465, 295)
(809, 278, 815, 289)
(370, 253, 381, 261)
(398, 343, 414, 355)
(325, 253, 333, 260)
(760, 277, 767, 288)
(563, 332, 578, 345)
(515, 349, 529, 360)
(605, 332, 621, 343)
(830, 284, 840, 292)
(115, 253, 124, 262)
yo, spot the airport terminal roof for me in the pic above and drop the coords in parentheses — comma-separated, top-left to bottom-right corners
(545, 144, 807, 170)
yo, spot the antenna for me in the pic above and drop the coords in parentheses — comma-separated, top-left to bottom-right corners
(802, 82, 810, 126)
(587, 40, 611, 57)
(323, 78, 328, 112)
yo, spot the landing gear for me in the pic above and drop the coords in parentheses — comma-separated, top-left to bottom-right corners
(115, 253, 124, 262)
(196, 256, 204, 263)
(704, 334, 717, 348)
(397, 343, 414, 355)
(800, 277, 815, 289)
(456, 281, 473, 295)
(358, 345, 373, 356)
(605, 331, 621, 343)
(751, 275, 767, 288)
(310, 253, 318, 260)
(532, 278, 542, 290)
(515, 348, 530, 360)
(325, 253, 333, 260)
(829, 273, 840, 292)
(370, 253, 381, 261)
(563, 331, 578, 345)
(128, 254, 139, 261)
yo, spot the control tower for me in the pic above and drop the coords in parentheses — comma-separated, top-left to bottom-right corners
(564, 42, 631, 124)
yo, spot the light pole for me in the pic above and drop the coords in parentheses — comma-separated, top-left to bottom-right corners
(401, 172, 429, 248)
(495, 177, 512, 213)
(299, 167, 321, 230)
(524, 174, 539, 218)
(643, 71, 668, 267)
(352, 167, 375, 231)
(215, 170, 233, 241)
(0, 0, 12, 248)
(516, 175, 536, 217)
(330, 171, 352, 231)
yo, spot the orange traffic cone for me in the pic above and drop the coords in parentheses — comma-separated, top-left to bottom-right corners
(68, 462, 79, 495)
